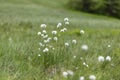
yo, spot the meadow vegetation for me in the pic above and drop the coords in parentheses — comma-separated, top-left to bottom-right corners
(0, 0, 120, 80)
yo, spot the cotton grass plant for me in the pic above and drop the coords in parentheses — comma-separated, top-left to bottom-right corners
(36, 18, 113, 80)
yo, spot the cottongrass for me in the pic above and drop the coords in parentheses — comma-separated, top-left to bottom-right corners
(80, 30, 85, 34)
(52, 31, 57, 35)
(37, 32, 41, 35)
(81, 44, 88, 51)
(98, 56, 111, 62)
(64, 17, 69, 22)
(83, 62, 89, 67)
(72, 39, 77, 44)
(98, 56, 105, 62)
(65, 21, 69, 25)
(40, 24, 47, 28)
(89, 75, 96, 80)
(53, 37, 58, 41)
(67, 70, 74, 76)
(38, 54, 41, 57)
(65, 42, 69, 47)
(62, 70, 74, 78)
(73, 55, 76, 59)
(106, 56, 111, 61)
(62, 71, 68, 78)
(43, 48, 49, 53)
(79, 76, 85, 80)
(36, 18, 115, 80)
(42, 30, 47, 34)
(60, 28, 67, 32)
(57, 23, 62, 28)
(43, 35, 48, 38)
(108, 45, 111, 48)
(39, 42, 44, 47)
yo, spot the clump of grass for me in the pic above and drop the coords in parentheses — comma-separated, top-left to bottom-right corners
(36, 18, 113, 80)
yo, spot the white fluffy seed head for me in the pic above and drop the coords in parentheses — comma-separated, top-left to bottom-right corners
(72, 39, 77, 44)
(41, 34, 44, 37)
(39, 42, 44, 47)
(37, 32, 41, 35)
(39, 42, 42, 46)
(67, 70, 74, 76)
(73, 56, 76, 59)
(83, 62, 86, 65)
(65, 43, 69, 47)
(43, 35, 48, 38)
(52, 31, 57, 35)
(43, 48, 49, 52)
(65, 21, 69, 25)
(89, 75, 96, 80)
(79, 76, 85, 80)
(108, 45, 111, 48)
(57, 23, 62, 28)
(60, 28, 67, 32)
(62, 71, 68, 78)
(106, 56, 111, 61)
(80, 30, 85, 34)
(53, 37, 58, 41)
(40, 24, 46, 28)
(42, 30, 47, 34)
(98, 56, 105, 62)
(63, 28, 67, 31)
(81, 44, 88, 50)
(44, 40, 49, 43)
(47, 37, 52, 41)
(60, 29, 64, 32)
(64, 17, 69, 22)
(38, 54, 41, 57)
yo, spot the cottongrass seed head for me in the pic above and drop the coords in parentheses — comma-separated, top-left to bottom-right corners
(42, 30, 47, 34)
(60, 28, 67, 32)
(43, 48, 49, 53)
(37, 32, 41, 35)
(73, 55, 76, 59)
(39, 42, 44, 47)
(80, 30, 85, 34)
(57, 23, 62, 28)
(64, 17, 69, 22)
(53, 37, 58, 41)
(81, 44, 88, 51)
(108, 45, 111, 48)
(106, 56, 111, 61)
(79, 76, 85, 80)
(89, 75, 96, 80)
(98, 56, 105, 62)
(43, 35, 48, 38)
(65, 21, 69, 25)
(62, 71, 68, 78)
(38, 54, 41, 57)
(65, 43, 69, 47)
(67, 70, 74, 76)
(52, 31, 57, 35)
(40, 24, 46, 28)
(72, 39, 77, 44)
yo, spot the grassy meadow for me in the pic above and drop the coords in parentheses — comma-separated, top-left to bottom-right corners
(0, 0, 120, 80)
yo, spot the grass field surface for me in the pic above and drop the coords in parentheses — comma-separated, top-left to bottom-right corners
(0, 0, 120, 80)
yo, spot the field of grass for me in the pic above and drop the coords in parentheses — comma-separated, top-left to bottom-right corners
(0, 0, 120, 80)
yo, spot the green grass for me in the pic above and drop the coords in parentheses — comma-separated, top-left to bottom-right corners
(0, 0, 120, 80)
